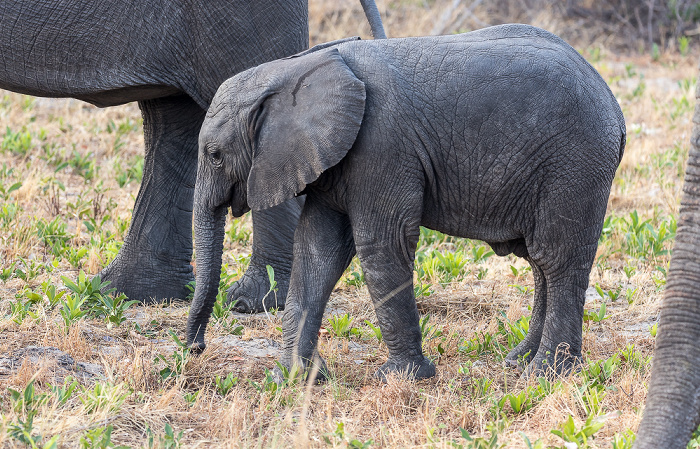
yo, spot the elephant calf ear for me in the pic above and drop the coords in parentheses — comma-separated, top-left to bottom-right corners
(247, 48, 366, 210)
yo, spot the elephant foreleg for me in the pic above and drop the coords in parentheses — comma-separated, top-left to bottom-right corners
(100, 94, 205, 303)
(277, 197, 355, 381)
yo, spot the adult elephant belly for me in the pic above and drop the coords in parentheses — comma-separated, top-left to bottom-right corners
(0, 0, 310, 303)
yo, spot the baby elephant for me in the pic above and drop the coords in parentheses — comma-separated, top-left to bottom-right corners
(186, 24, 626, 380)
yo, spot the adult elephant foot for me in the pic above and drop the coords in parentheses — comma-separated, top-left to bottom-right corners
(375, 355, 436, 382)
(226, 261, 289, 313)
(504, 339, 539, 370)
(522, 344, 582, 378)
(101, 95, 205, 303)
(227, 198, 305, 313)
(100, 251, 193, 304)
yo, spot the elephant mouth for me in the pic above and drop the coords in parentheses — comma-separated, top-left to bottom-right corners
(228, 183, 250, 217)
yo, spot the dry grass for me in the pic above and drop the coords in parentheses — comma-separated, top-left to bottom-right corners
(0, 2, 698, 448)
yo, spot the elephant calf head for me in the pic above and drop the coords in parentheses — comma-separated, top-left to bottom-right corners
(187, 47, 366, 349)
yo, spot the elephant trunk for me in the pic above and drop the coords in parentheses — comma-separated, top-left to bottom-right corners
(186, 180, 227, 351)
(635, 69, 700, 448)
(359, 0, 387, 39)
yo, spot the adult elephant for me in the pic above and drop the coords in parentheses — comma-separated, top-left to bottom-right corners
(634, 63, 700, 448)
(0, 0, 385, 304)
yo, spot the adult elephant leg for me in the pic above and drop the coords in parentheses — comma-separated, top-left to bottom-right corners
(227, 196, 304, 313)
(505, 256, 547, 368)
(101, 94, 205, 303)
(634, 68, 700, 449)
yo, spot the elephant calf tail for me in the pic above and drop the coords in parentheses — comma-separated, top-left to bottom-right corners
(618, 125, 627, 165)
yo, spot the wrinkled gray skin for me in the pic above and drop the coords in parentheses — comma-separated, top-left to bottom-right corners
(0, 0, 384, 306)
(634, 64, 700, 449)
(188, 24, 626, 380)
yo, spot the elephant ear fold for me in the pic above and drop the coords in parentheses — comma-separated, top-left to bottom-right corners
(247, 48, 366, 210)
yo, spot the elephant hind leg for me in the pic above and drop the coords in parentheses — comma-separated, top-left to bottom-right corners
(522, 242, 597, 377)
(505, 256, 547, 368)
(100, 94, 205, 303)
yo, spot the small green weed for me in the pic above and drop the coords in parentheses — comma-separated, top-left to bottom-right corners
(323, 422, 373, 449)
(154, 330, 191, 381)
(80, 425, 128, 449)
(215, 373, 239, 396)
(451, 420, 506, 449)
(146, 423, 183, 449)
(80, 382, 129, 415)
(551, 414, 606, 448)
(50, 376, 79, 406)
(611, 429, 636, 449)
(329, 313, 357, 338)
(2, 126, 33, 155)
(364, 320, 382, 342)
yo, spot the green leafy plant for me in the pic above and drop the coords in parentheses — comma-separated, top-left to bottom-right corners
(215, 373, 239, 396)
(154, 330, 191, 381)
(581, 354, 620, 388)
(225, 215, 251, 245)
(41, 280, 66, 309)
(551, 414, 605, 448)
(0, 179, 22, 201)
(59, 294, 88, 332)
(611, 429, 636, 449)
(618, 344, 651, 372)
(509, 283, 533, 295)
(498, 387, 536, 414)
(7, 381, 56, 448)
(451, 421, 506, 449)
(36, 216, 71, 256)
(80, 381, 129, 414)
(50, 376, 79, 406)
(328, 313, 356, 338)
(61, 270, 112, 304)
(470, 244, 495, 264)
(147, 423, 183, 449)
(8, 295, 39, 325)
(583, 302, 607, 324)
(183, 391, 199, 407)
(576, 384, 607, 416)
(459, 332, 496, 359)
(92, 293, 139, 328)
(322, 422, 373, 449)
(114, 155, 144, 187)
(497, 313, 530, 349)
(364, 320, 382, 343)
(346, 269, 365, 287)
(519, 433, 546, 449)
(2, 126, 33, 155)
(80, 425, 129, 449)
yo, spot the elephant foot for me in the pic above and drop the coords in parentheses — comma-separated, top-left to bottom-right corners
(227, 261, 290, 313)
(504, 339, 540, 370)
(522, 345, 582, 378)
(375, 356, 436, 382)
(99, 253, 194, 304)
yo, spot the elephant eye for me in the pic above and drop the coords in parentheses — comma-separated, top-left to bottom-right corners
(209, 148, 223, 166)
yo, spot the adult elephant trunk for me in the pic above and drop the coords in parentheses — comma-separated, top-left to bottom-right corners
(186, 179, 227, 351)
(635, 65, 700, 448)
(359, 0, 387, 39)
